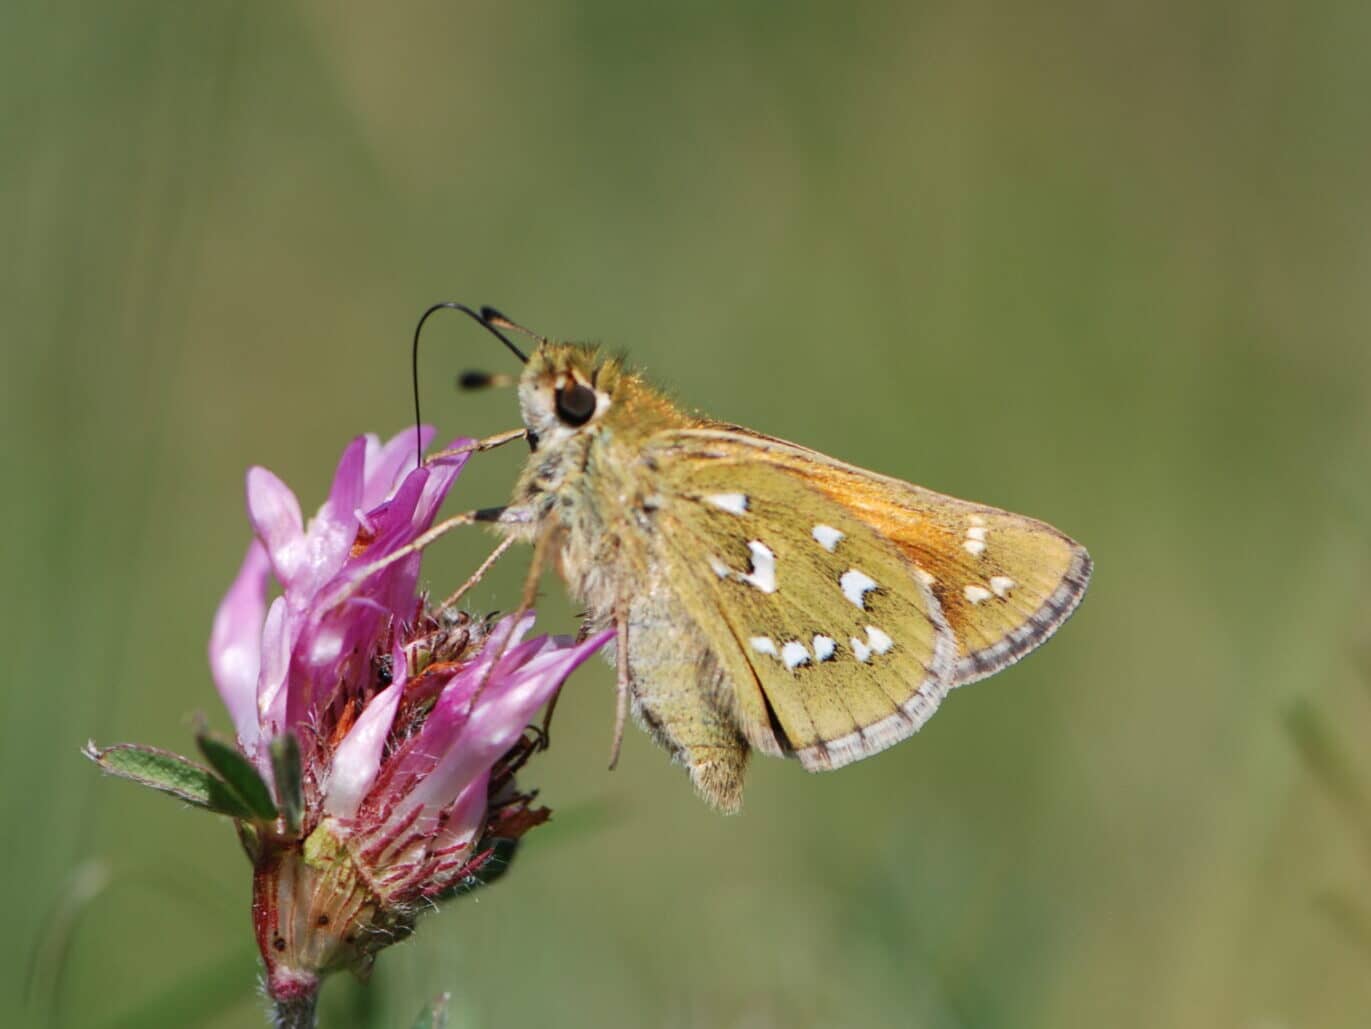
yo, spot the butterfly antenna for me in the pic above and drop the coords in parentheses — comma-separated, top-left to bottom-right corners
(457, 369, 517, 391)
(479, 306, 549, 346)
(412, 302, 528, 469)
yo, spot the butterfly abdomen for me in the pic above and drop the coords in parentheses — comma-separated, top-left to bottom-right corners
(622, 586, 756, 813)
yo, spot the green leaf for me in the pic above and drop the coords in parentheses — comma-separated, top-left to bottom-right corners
(84, 742, 254, 819)
(411, 993, 451, 1029)
(270, 732, 304, 834)
(196, 731, 279, 822)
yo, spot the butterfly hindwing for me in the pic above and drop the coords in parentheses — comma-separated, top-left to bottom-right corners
(649, 452, 958, 772)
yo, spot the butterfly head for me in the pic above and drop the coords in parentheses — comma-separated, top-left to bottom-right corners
(517, 342, 621, 453)
(508, 341, 688, 511)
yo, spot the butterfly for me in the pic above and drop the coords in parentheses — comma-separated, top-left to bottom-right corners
(410, 304, 1092, 813)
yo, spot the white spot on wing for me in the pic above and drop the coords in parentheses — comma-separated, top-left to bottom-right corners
(850, 636, 872, 662)
(812, 635, 836, 661)
(741, 541, 777, 593)
(706, 492, 749, 515)
(865, 626, 894, 654)
(839, 569, 878, 609)
(750, 636, 778, 656)
(962, 523, 988, 558)
(708, 555, 730, 579)
(812, 524, 845, 551)
(964, 584, 993, 604)
(990, 575, 1016, 597)
(781, 641, 810, 669)
(915, 567, 936, 586)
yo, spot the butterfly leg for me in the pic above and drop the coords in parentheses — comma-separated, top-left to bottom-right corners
(534, 611, 605, 750)
(535, 672, 562, 750)
(425, 427, 528, 463)
(328, 506, 507, 603)
(474, 528, 551, 701)
(607, 606, 631, 770)
(436, 534, 517, 614)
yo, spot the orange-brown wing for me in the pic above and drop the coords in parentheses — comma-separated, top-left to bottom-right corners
(652, 425, 1092, 686)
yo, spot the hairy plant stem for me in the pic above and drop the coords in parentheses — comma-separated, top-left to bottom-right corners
(273, 991, 318, 1029)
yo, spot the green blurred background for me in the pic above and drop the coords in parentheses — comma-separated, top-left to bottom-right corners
(6, 1, 1371, 1026)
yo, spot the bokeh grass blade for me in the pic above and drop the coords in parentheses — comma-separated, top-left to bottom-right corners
(1316, 891, 1371, 960)
(25, 859, 111, 1025)
(1284, 699, 1371, 856)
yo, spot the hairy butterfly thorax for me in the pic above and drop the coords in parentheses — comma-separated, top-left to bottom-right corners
(506, 344, 690, 628)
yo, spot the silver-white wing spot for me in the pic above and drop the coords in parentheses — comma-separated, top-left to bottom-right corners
(811, 524, 845, 552)
(780, 641, 810, 670)
(741, 541, 777, 593)
(812, 634, 836, 661)
(864, 626, 894, 654)
(989, 575, 1016, 598)
(706, 492, 749, 515)
(839, 569, 878, 609)
(964, 584, 993, 604)
(750, 636, 778, 656)
(851, 635, 872, 662)
(963, 524, 988, 557)
(707, 555, 731, 579)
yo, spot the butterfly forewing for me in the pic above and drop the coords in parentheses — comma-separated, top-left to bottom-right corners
(880, 502, 1092, 684)
(656, 425, 1092, 689)
(651, 454, 958, 771)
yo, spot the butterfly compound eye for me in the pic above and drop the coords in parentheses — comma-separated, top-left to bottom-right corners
(554, 381, 597, 426)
